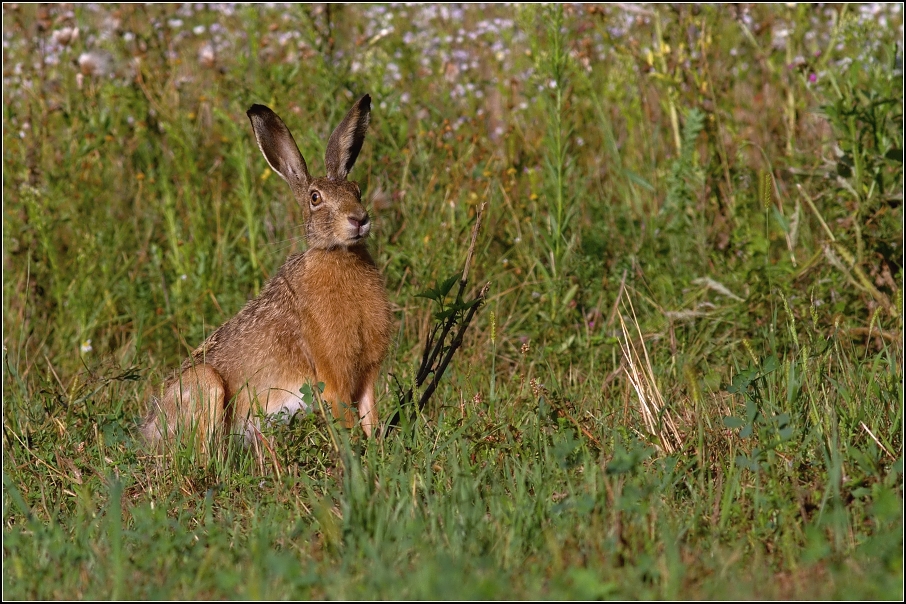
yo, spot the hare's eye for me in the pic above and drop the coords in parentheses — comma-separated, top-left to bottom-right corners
(310, 191, 321, 206)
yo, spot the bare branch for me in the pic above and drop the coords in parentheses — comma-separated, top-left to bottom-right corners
(384, 201, 489, 434)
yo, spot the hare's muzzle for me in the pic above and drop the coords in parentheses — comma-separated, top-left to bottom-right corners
(347, 212, 371, 239)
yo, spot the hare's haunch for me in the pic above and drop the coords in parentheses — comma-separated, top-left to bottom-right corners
(143, 95, 393, 446)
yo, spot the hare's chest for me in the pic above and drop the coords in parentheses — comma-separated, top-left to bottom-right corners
(297, 253, 389, 354)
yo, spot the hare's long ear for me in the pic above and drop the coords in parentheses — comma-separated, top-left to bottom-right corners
(247, 104, 311, 192)
(325, 94, 371, 181)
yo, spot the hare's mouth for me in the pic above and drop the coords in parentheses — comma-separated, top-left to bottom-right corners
(342, 231, 368, 245)
(347, 222, 371, 241)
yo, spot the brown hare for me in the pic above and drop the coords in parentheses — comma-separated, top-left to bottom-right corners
(142, 94, 393, 448)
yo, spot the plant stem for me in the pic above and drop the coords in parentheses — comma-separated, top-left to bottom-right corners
(654, 10, 682, 155)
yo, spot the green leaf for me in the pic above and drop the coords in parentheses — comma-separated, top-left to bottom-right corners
(416, 287, 441, 302)
(623, 168, 655, 191)
(745, 399, 758, 422)
(727, 367, 758, 394)
(561, 283, 579, 308)
(722, 416, 745, 429)
(761, 355, 780, 374)
(299, 383, 313, 400)
(449, 300, 476, 313)
(884, 147, 902, 162)
(434, 308, 456, 321)
(735, 455, 758, 471)
(438, 272, 461, 298)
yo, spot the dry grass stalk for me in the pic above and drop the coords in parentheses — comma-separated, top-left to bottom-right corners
(616, 291, 683, 454)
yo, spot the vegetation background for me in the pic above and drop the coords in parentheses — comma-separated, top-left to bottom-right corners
(3, 3, 902, 599)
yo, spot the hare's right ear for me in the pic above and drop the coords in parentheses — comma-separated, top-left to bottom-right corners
(325, 94, 371, 181)
(247, 104, 311, 191)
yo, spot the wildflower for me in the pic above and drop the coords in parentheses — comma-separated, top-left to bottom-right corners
(530, 378, 547, 398)
(78, 51, 113, 77)
(52, 27, 79, 46)
(198, 43, 215, 68)
(80, 339, 92, 353)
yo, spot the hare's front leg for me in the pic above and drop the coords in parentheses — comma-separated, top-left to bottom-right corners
(356, 367, 382, 438)
(317, 370, 357, 429)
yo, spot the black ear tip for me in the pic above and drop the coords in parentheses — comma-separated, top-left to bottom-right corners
(359, 94, 371, 110)
(247, 104, 272, 119)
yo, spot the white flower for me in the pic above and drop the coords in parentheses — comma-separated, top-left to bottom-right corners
(80, 339, 93, 354)
(78, 51, 113, 77)
(198, 43, 215, 68)
(52, 27, 79, 46)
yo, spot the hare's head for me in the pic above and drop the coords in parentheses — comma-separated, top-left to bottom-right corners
(247, 95, 372, 250)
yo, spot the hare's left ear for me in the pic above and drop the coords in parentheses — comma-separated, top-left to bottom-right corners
(325, 94, 371, 181)
(247, 104, 311, 195)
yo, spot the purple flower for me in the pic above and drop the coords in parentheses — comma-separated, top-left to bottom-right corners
(808, 72, 817, 83)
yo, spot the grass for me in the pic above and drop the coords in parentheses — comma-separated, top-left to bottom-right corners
(3, 3, 903, 599)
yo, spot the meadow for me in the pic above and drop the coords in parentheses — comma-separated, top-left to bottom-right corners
(2, 3, 903, 599)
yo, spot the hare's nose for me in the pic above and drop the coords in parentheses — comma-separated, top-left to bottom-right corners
(348, 214, 370, 230)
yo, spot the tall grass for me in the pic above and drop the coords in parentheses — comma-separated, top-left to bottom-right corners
(3, 3, 902, 599)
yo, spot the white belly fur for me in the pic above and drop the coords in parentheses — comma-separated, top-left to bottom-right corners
(240, 384, 312, 441)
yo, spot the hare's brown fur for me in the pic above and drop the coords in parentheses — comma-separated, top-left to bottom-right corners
(143, 95, 392, 445)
